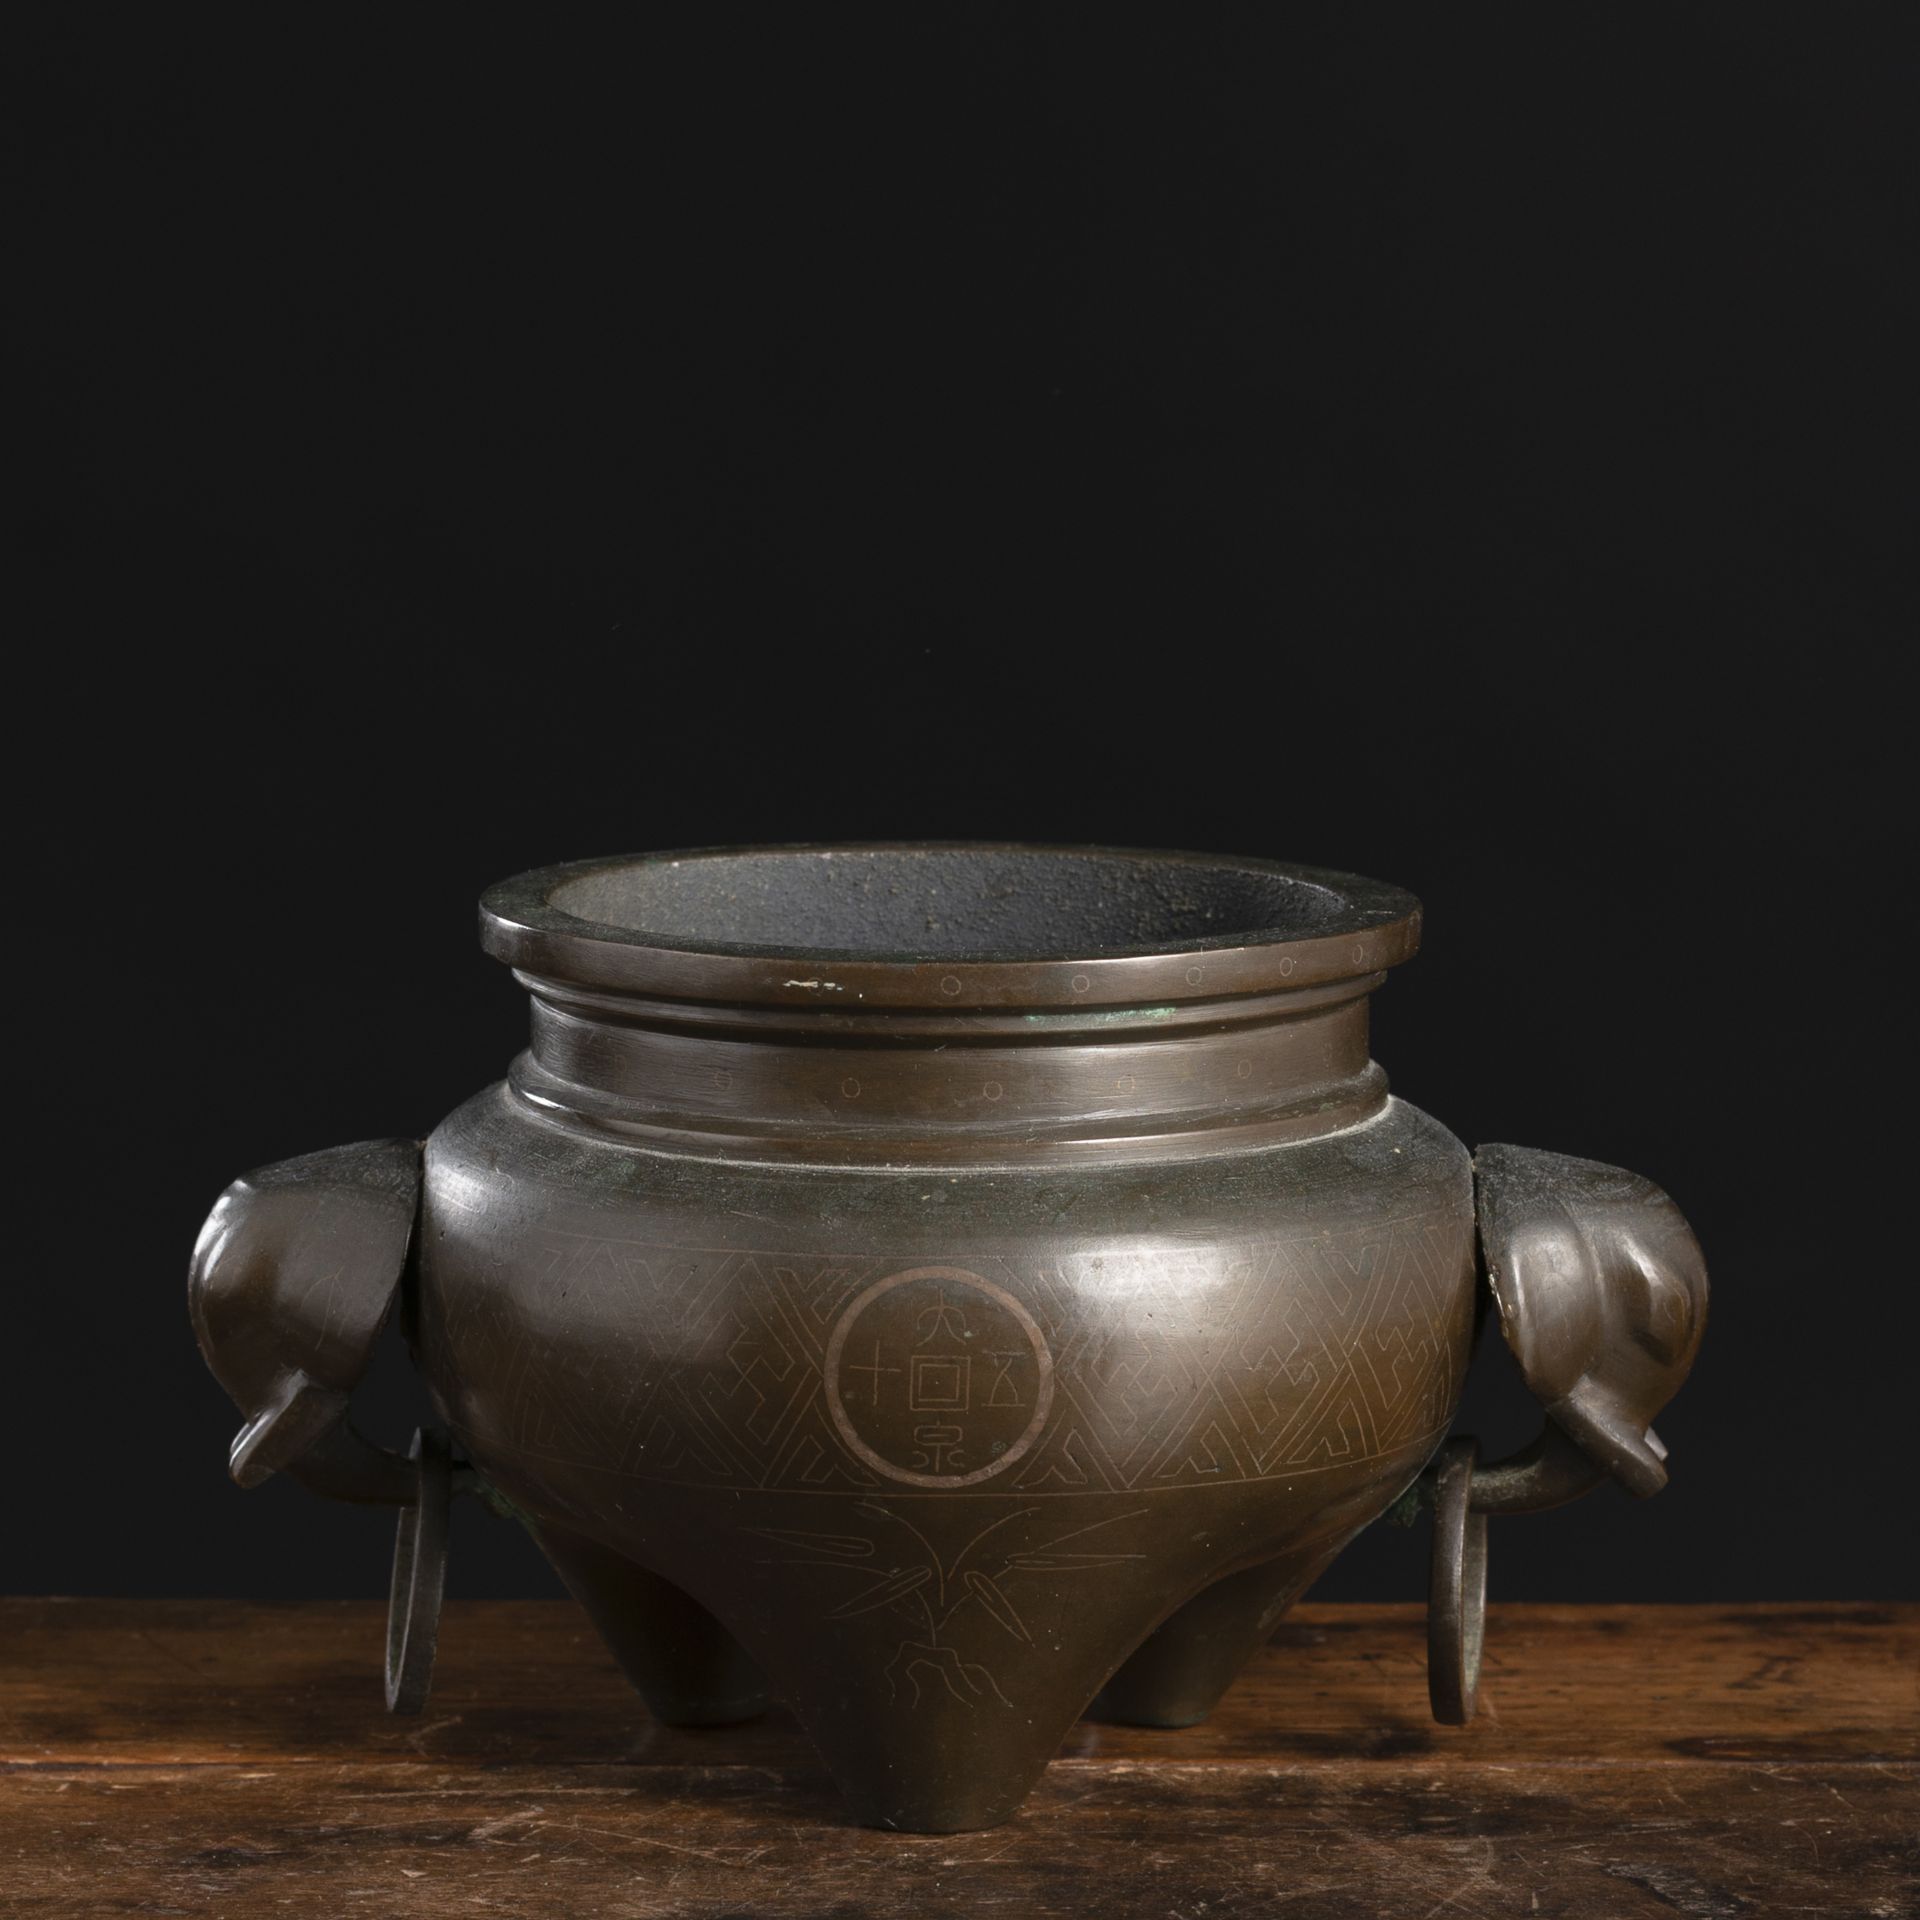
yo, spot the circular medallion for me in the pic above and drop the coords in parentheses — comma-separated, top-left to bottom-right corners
(823, 1266, 1054, 1488)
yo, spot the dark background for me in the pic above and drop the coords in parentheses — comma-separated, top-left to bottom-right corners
(16, 9, 1914, 1607)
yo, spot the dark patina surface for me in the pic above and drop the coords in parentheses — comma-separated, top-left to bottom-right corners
(188, 845, 1707, 1830)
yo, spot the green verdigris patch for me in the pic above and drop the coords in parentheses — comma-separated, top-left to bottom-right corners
(472, 1476, 539, 1531)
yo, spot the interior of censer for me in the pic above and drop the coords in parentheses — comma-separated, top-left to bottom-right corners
(542, 847, 1373, 961)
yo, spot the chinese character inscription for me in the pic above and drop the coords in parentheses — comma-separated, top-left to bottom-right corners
(823, 1266, 1054, 1488)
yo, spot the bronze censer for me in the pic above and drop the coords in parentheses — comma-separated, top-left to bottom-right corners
(190, 846, 1708, 1831)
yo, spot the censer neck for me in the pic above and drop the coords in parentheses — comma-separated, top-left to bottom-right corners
(503, 972, 1390, 1165)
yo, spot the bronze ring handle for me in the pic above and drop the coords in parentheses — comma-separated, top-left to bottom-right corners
(385, 1427, 452, 1714)
(1425, 1437, 1489, 1725)
(1415, 1421, 1670, 1723)
(1418, 1144, 1708, 1724)
(191, 1140, 483, 1716)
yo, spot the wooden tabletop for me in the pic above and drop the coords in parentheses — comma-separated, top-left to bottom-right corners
(2, 1599, 1913, 1917)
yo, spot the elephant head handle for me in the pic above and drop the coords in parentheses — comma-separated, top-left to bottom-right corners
(1474, 1143, 1708, 1499)
(1421, 1144, 1709, 1723)
(188, 1138, 458, 1710)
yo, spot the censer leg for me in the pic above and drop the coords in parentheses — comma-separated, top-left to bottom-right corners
(533, 1521, 768, 1727)
(1088, 1541, 1339, 1729)
(764, 1588, 1184, 1834)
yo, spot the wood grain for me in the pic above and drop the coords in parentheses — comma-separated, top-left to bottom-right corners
(3, 1601, 1914, 1916)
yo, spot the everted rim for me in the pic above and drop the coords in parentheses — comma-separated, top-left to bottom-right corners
(477, 842, 1423, 1011)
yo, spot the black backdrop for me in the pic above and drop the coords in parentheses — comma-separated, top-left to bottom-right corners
(16, 9, 1913, 1606)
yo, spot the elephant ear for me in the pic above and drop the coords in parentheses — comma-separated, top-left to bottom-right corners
(1474, 1144, 1708, 1498)
(189, 1138, 421, 1486)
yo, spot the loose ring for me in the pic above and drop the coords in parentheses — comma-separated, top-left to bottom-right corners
(1427, 1435, 1488, 1725)
(384, 1427, 451, 1714)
